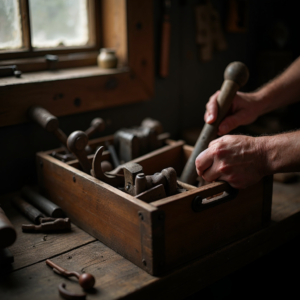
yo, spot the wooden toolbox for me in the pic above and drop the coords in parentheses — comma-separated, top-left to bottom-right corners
(36, 136, 273, 275)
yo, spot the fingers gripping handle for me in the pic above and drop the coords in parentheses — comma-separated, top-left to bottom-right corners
(180, 62, 249, 185)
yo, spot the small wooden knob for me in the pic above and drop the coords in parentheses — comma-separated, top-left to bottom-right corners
(85, 118, 105, 138)
(224, 61, 249, 88)
(91, 118, 105, 131)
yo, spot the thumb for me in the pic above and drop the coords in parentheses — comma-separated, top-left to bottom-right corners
(204, 91, 220, 124)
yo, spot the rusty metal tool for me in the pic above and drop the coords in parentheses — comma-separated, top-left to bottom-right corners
(67, 133, 113, 174)
(180, 61, 249, 185)
(51, 151, 74, 163)
(135, 184, 167, 203)
(141, 118, 164, 135)
(114, 118, 170, 163)
(105, 141, 120, 168)
(91, 146, 124, 187)
(123, 163, 177, 197)
(22, 218, 71, 232)
(12, 195, 71, 232)
(84, 117, 106, 155)
(12, 196, 45, 224)
(21, 186, 64, 218)
(67, 131, 91, 173)
(28, 105, 70, 153)
(58, 283, 86, 300)
(46, 259, 96, 289)
(0, 207, 17, 249)
(85, 117, 105, 138)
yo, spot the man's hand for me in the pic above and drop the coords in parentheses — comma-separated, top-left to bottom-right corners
(195, 135, 266, 189)
(205, 91, 262, 135)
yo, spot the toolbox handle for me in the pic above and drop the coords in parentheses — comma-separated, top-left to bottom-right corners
(191, 186, 238, 212)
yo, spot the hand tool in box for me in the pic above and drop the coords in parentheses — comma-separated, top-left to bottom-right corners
(12, 196, 71, 232)
(105, 141, 120, 168)
(67, 131, 113, 174)
(123, 163, 177, 197)
(85, 117, 105, 138)
(84, 117, 106, 155)
(114, 118, 170, 163)
(180, 61, 249, 185)
(91, 145, 179, 201)
(91, 146, 124, 187)
(29, 106, 106, 160)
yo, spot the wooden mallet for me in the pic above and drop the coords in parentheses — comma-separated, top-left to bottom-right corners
(180, 61, 249, 185)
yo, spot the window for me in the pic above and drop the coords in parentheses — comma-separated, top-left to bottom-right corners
(0, 0, 154, 127)
(0, 0, 100, 69)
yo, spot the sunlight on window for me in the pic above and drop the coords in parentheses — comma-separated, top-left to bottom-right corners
(0, 0, 22, 50)
(29, 0, 89, 48)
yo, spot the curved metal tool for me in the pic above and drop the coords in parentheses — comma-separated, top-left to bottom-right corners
(91, 146, 124, 187)
(58, 283, 86, 300)
(67, 131, 91, 174)
(46, 259, 95, 289)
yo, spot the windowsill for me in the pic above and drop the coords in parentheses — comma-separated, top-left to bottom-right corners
(0, 65, 129, 87)
(0, 0, 154, 128)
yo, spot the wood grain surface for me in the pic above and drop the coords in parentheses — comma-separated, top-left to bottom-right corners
(0, 194, 95, 274)
(2, 181, 300, 299)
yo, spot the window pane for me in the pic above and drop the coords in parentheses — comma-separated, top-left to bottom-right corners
(29, 0, 89, 48)
(0, 0, 22, 50)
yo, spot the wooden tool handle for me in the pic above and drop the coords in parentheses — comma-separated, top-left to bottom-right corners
(180, 61, 249, 185)
(28, 105, 68, 148)
(0, 207, 17, 249)
(28, 106, 59, 132)
(67, 131, 91, 173)
(85, 118, 105, 138)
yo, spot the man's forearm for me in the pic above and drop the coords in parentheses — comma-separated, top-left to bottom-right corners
(252, 57, 300, 116)
(259, 130, 300, 175)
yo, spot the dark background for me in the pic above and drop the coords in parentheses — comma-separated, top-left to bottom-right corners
(1, 0, 300, 298)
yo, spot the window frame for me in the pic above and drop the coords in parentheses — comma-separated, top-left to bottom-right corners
(0, 0, 101, 61)
(0, 0, 154, 128)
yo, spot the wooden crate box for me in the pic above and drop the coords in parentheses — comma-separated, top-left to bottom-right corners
(36, 137, 272, 275)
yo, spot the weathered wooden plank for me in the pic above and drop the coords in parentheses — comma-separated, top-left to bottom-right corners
(0, 194, 95, 273)
(0, 70, 148, 128)
(2, 182, 300, 299)
(0, 241, 155, 300)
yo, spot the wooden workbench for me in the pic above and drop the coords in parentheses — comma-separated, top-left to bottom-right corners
(1, 180, 300, 300)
